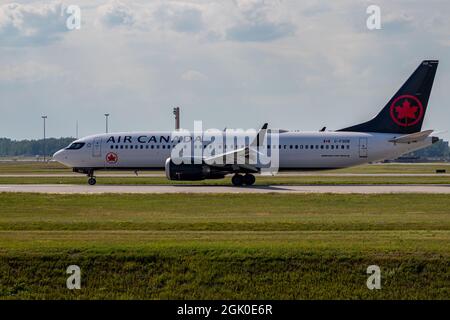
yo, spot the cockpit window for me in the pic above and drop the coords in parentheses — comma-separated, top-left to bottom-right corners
(66, 142, 85, 150)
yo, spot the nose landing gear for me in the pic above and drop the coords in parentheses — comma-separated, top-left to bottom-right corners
(231, 174, 256, 186)
(87, 170, 96, 185)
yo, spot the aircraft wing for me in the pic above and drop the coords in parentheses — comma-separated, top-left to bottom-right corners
(388, 130, 433, 144)
(204, 146, 262, 173)
(203, 123, 269, 172)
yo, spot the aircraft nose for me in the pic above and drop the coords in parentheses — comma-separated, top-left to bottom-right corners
(52, 149, 65, 162)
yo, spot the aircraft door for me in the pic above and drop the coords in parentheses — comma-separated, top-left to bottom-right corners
(92, 138, 102, 157)
(359, 137, 368, 158)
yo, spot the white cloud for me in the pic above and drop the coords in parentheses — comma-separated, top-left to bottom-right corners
(0, 61, 63, 82)
(0, 2, 67, 46)
(382, 12, 415, 33)
(224, 0, 296, 42)
(97, 1, 135, 28)
(1, 0, 450, 142)
(94, 0, 294, 42)
(181, 70, 208, 81)
(226, 21, 294, 42)
(154, 2, 204, 33)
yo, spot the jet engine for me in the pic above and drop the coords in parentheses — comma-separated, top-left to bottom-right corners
(164, 158, 226, 181)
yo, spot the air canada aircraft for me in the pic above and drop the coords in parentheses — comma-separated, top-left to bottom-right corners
(53, 60, 440, 186)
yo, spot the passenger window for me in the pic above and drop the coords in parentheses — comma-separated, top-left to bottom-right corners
(320, 145, 324, 149)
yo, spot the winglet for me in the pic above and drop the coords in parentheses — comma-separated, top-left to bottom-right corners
(251, 123, 268, 147)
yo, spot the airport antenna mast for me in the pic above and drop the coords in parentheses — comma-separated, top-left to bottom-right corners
(173, 107, 180, 130)
(104, 113, 110, 133)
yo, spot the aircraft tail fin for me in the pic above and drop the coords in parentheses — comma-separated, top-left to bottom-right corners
(338, 60, 438, 134)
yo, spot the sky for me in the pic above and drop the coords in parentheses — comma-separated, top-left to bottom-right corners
(0, 0, 449, 141)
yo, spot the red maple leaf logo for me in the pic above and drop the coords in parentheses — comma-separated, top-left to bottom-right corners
(389, 95, 424, 127)
(395, 99, 418, 120)
(106, 152, 118, 163)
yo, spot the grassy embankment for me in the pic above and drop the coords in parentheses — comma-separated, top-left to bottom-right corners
(0, 193, 449, 299)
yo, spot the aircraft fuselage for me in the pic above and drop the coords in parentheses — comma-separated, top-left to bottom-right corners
(53, 130, 433, 171)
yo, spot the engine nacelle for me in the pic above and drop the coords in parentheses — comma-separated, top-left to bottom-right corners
(165, 158, 225, 181)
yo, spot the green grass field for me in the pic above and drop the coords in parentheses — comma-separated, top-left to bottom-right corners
(0, 161, 70, 174)
(0, 161, 449, 186)
(0, 193, 449, 299)
(0, 175, 449, 185)
(0, 161, 449, 174)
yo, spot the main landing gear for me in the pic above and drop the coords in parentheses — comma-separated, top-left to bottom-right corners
(231, 174, 256, 186)
(87, 171, 96, 185)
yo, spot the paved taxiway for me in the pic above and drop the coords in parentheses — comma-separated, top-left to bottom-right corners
(0, 173, 449, 177)
(0, 184, 449, 194)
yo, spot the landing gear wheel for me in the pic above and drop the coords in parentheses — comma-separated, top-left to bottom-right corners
(243, 174, 256, 186)
(231, 174, 244, 186)
(88, 177, 96, 185)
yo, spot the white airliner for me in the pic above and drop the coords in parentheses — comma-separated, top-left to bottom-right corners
(53, 60, 440, 186)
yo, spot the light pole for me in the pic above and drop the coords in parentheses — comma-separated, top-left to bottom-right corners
(173, 107, 180, 130)
(41, 115, 47, 162)
(104, 113, 110, 133)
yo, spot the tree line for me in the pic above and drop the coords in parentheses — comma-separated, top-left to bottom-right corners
(0, 137, 75, 157)
(0, 136, 449, 160)
(405, 139, 450, 160)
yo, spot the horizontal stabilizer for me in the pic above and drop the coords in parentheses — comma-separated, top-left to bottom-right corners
(388, 130, 433, 143)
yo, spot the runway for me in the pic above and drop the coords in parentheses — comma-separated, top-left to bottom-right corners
(0, 184, 449, 194)
(0, 173, 449, 177)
